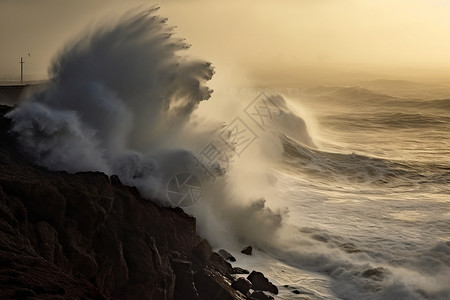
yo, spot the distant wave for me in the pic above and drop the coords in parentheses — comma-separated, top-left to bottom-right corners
(281, 135, 449, 186)
(305, 85, 450, 112)
(413, 98, 450, 111)
(322, 112, 450, 130)
(305, 86, 398, 103)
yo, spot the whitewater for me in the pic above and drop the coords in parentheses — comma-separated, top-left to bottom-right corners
(6, 8, 450, 300)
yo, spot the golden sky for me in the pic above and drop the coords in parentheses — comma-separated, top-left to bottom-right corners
(1, 0, 450, 83)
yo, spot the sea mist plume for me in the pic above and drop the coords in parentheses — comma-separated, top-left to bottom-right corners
(7, 7, 214, 190)
(6, 6, 288, 248)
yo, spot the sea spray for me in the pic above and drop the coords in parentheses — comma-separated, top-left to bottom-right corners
(7, 7, 213, 191)
(6, 6, 289, 249)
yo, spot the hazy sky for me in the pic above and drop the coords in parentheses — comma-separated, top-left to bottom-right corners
(2, 0, 450, 84)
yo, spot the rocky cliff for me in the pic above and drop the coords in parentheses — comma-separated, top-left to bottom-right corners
(0, 104, 245, 299)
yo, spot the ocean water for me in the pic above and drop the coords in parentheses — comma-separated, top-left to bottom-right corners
(5, 8, 449, 300)
(224, 82, 450, 300)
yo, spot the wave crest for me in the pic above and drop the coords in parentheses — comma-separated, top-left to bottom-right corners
(7, 7, 214, 181)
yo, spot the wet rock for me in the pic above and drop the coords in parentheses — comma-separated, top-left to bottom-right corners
(247, 271, 278, 294)
(283, 285, 314, 296)
(231, 277, 252, 296)
(241, 246, 253, 255)
(218, 249, 236, 262)
(208, 252, 234, 280)
(170, 258, 201, 300)
(190, 239, 214, 271)
(231, 267, 250, 274)
(0, 106, 239, 300)
(249, 290, 274, 300)
(194, 268, 245, 300)
(122, 233, 173, 292)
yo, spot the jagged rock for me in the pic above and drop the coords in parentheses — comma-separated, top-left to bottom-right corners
(3, 181, 67, 228)
(32, 221, 63, 264)
(194, 268, 245, 300)
(231, 267, 250, 274)
(0, 218, 105, 299)
(122, 232, 175, 298)
(92, 225, 129, 295)
(14, 289, 37, 298)
(241, 246, 252, 255)
(249, 290, 274, 300)
(170, 259, 201, 300)
(208, 252, 234, 280)
(0, 105, 238, 300)
(110, 174, 122, 185)
(231, 277, 251, 296)
(218, 249, 236, 262)
(190, 239, 214, 271)
(247, 271, 278, 294)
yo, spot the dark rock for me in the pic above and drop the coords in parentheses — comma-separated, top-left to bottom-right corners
(231, 267, 250, 274)
(92, 225, 129, 295)
(110, 174, 122, 185)
(170, 258, 201, 300)
(33, 221, 63, 264)
(231, 277, 252, 296)
(190, 239, 214, 271)
(247, 271, 278, 294)
(0, 106, 238, 300)
(194, 268, 245, 300)
(2, 181, 67, 228)
(249, 290, 274, 300)
(208, 252, 234, 280)
(292, 289, 301, 294)
(218, 249, 236, 262)
(241, 246, 252, 255)
(14, 288, 36, 298)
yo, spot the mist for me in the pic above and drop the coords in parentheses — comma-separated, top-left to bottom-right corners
(2, 0, 450, 84)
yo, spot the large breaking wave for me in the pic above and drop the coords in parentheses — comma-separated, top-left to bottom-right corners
(8, 7, 213, 177)
(6, 6, 288, 250)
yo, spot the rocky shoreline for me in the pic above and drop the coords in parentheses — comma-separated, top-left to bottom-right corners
(0, 103, 279, 299)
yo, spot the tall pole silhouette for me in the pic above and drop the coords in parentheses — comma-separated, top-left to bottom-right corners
(19, 57, 24, 84)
